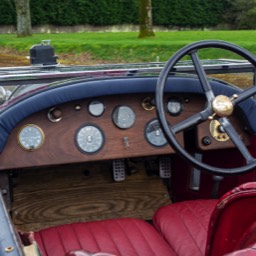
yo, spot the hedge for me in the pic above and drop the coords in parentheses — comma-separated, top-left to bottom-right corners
(1, 0, 225, 28)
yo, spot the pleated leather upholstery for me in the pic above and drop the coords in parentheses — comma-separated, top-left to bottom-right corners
(153, 199, 218, 256)
(154, 182, 256, 256)
(34, 218, 176, 256)
(223, 247, 256, 256)
(206, 182, 256, 256)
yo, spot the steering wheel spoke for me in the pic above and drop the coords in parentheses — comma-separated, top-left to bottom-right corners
(172, 109, 211, 134)
(219, 118, 255, 164)
(233, 86, 256, 104)
(190, 51, 215, 102)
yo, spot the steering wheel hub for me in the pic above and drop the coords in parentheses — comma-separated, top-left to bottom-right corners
(212, 95, 234, 117)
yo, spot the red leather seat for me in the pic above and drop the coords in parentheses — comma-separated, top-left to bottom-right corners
(153, 199, 217, 256)
(224, 246, 256, 256)
(34, 218, 176, 256)
(34, 183, 256, 256)
(153, 182, 256, 256)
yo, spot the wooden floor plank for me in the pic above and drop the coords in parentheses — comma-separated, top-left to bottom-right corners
(11, 160, 171, 231)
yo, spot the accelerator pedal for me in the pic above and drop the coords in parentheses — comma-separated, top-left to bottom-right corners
(112, 159, 126, 181)
(159, 157, 171, 178)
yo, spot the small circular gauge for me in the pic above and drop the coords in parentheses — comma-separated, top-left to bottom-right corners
(112, 106, 136, 129)
(75, 125, 104, 154)
(88, 100, 105, 117)
(18, 124, 44, 151)
(167, 98, 183, 116)
(145, 119, 167, 147)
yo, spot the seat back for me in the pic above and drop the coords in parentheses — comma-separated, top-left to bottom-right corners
(206, 182, 256, 256)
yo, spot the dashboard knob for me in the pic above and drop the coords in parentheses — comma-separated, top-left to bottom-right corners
(47, 107, 62, 122)
(202, 136, 212, 146)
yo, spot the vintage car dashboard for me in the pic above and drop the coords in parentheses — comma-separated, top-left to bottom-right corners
(0, 75, 255, 170)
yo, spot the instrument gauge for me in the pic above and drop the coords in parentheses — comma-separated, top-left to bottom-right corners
(88, 100, 105, 117)
(167, 98, 183, 116)
(112, 106, 136, 129)
(18, 124, 44, 151)
(145, 119, 167, 147)
(75, 124, 104, 154)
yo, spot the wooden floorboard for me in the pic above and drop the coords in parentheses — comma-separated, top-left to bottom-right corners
(11, 160, 171, 231)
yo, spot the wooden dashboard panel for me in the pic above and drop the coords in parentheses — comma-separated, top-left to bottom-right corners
(0, 93, 248, 170)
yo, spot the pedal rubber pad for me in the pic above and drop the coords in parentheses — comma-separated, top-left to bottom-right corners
(113, 159, 126, 181)
(159, 157, 171, 178)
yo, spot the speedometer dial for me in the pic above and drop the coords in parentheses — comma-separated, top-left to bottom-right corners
(75, 124, 104, 154)
(145, 119, 167, 147)
(18, 124, 44, 151)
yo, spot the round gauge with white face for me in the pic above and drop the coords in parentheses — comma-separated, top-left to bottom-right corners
(167, 98, 183, 116)
(18, 124, 44, 151)
(112, 106, 136, 129)
(145, 119, 167, 147)
(75, 125, 104, 154)
(88, 100, 105, 117)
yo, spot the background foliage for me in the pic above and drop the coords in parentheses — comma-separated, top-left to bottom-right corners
(0, 0, 229, 28)
(1, 0, 256, 29)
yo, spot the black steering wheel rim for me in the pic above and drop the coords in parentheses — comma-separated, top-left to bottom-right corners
(156, 40, 256, 175)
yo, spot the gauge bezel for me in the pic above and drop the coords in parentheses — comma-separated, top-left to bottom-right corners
(112, 105, 136, 129)
(145, 119, 168, 147)
(17, 124, 45, 151)
(75, 124, 105, 154)
(88, 100, 105, 117)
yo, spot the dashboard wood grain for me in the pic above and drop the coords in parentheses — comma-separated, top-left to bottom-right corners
(0, 93, 232, 170)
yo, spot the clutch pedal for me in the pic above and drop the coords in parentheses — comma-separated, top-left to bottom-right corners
(159, 157, 171, 178)
(112, 159, 126, 181)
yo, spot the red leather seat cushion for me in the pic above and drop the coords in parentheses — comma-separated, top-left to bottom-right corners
(153, 199, 218, 256)
(224, 247, 256, 256)
(34, 218, 176, 256)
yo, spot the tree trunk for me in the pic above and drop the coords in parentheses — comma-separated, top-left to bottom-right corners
(138, 0, 155, 38)
(15, 0, 32, 37)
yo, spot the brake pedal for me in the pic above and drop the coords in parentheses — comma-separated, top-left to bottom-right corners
(112, 159, 126, 181)
(159, 157, 171, 178)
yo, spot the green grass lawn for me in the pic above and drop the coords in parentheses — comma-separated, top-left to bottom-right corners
(1, 30, 256, 63)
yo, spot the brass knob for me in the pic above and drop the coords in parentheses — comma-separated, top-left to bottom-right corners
(212, 95, 234, 117)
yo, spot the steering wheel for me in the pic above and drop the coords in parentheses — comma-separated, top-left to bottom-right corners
(156, 40, 256, 175)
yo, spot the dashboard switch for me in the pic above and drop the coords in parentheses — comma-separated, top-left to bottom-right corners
(123, 137, 130, 148)
(202, 136, 212, 146)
